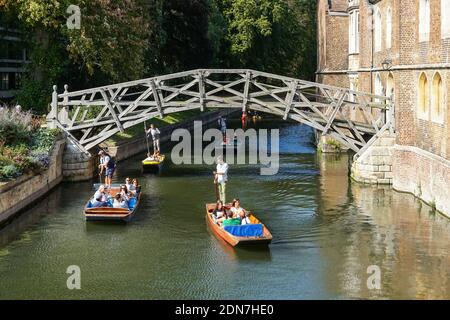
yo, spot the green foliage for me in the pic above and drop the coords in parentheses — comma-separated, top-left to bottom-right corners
(0, 109, 58, 181)
(65, 0, 151, 82)
(1, 0, 317, 113)
(325, 139, 342, 152)
(0, 108, 33, 145)
(1, 165, 21, 180)
(31, 128, 59, 151)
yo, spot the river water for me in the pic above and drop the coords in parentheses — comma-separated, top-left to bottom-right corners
(1, 120, 450, 299)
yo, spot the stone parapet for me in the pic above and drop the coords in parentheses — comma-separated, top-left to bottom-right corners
(62, 140, 96, 181)
(351, 132, 396, 184)
(393, 145, 450, 218)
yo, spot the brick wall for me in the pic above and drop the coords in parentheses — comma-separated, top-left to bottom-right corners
(316, 0, 450, 216)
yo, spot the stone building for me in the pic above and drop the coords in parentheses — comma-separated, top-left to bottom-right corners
(0, 20, 28, 100)
(317, 0, 450, 217)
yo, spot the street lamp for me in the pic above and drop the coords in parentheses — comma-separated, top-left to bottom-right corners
(382, 59, 392, 71)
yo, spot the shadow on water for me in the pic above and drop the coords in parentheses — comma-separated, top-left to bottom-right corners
(0, 186, 63, 248)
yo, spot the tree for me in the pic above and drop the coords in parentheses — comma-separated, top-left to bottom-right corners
(157, 0, 214, 73)
(0, 0, 153, 112)
(212, 0, 316, 79)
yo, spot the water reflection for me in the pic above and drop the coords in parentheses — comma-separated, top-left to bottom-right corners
(316, 152, 450, 299)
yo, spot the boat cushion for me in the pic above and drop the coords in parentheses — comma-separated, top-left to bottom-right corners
(222, 218, 241, 226)
(224, 224, 263, 237)
(128, 197, 137, 210)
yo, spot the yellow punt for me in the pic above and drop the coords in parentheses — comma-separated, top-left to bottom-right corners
(142, 154, 165, 165)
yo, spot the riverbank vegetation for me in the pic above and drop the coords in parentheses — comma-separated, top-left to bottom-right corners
(0, 0, 316, 114)
(0, 109, 59, 182)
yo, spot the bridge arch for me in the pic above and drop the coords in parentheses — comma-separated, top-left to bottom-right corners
(47, 69, 393, 156)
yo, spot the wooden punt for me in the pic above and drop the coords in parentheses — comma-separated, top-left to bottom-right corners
(142, 154, 165, 172)
(205, 203, 272, 247)
(84, 185, 141, 222)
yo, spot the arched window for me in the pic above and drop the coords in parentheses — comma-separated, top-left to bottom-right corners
(442, 0, 450, 39)
(374, 8, 382, 51)
(431, 73, 444, 122)
(386, 8, 392, 49)
(349, 10, 360, 54)
(374, 73, 383, 102)
(419, 0, 430, 42)
(386, 73, 394, 99)
(418, 72, 429, 118)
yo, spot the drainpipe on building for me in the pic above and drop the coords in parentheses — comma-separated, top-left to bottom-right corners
(367, 1, 374, 95)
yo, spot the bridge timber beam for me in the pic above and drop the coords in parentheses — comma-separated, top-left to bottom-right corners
(48, 69, 393, 153)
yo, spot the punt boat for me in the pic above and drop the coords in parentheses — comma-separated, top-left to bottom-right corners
(84, 184, 141, 222)
(142, 154, 165, 172)
(205, 203, 272, 246)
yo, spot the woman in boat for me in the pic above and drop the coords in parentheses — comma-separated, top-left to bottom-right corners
(132, 178, 141, 194)
(125, 177, 134, 192)
(120, 185, 131, 201)
(213, 200, 226, 219)
(230, 198, 251, 224)
(113, 194, 129, 209)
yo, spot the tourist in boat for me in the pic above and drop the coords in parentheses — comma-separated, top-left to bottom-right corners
(113, 194, 129, 209)
(125, 177, 133, 191)
(145, 124, 161, 153)
(213, 156, 228, 203)
(92, 185, 109, 207)
(132, 178, 141, 194)
(98, 150, 115, 188)
(213, 200, 226, 219)
(153, 150, 162, 161)
(230, 198, 251, 224)
(119, 185, 131, 201)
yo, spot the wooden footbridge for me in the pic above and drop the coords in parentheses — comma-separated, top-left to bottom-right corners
(47, 69, 394, 157)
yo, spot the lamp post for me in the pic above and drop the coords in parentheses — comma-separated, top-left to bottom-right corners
(382, 59, 392, 71)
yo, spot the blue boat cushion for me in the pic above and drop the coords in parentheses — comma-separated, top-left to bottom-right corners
(128, 197, 137, 210)
(87, 201, 93, 208)
(224, 224, 263, 237)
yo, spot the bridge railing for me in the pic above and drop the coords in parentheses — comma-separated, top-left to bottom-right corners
(47, 69, 392, 153)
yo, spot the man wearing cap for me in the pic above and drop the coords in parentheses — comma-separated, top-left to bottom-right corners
(98, 150, 115, 188)
(213, 156, 228, 203)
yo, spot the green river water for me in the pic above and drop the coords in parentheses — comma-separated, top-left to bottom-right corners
(0, 120, 449, 299)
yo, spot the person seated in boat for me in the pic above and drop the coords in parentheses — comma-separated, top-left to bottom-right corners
(125, 177, 134, 191)
(213, 200, 226, 219)
(113, 194, 129, 209)
(230, 199, 243, 218)
(119, 185, 132, 201)
(92, 185, 109, 207)
(230, 198, 251, 224)
(132, 178, 141, 194)
(152, 150, 161, 161)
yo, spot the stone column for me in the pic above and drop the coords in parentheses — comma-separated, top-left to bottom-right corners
(351, 132, 396, 184)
